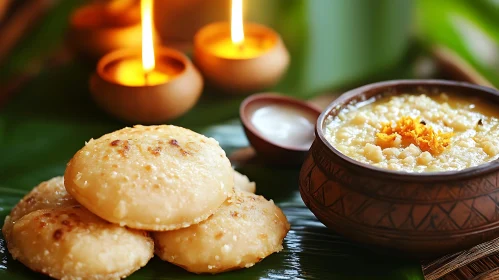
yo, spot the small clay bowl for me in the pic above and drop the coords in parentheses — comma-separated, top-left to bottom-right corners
(240, 93, 321, 165)
(298, 79, 499, 258)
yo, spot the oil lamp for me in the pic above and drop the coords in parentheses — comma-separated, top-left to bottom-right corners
(193, 0, 289, 94)
(90, 0, 203, 124)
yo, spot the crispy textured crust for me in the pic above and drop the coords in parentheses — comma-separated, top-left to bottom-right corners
(64, 125, 234, 231)
(153, 190, 290, 274)
(233, 170, 256, 193)
(2, 176, 78, 241)
(8, 206, 154, 280)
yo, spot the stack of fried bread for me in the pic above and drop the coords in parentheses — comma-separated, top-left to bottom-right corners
(2, 125, 290, 279)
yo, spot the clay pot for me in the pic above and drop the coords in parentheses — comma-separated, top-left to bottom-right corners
(90, 48, 203, 124)
(193, 22, 289, 94)
(299, 79, 499, 258)
(66, 1, 160, 61)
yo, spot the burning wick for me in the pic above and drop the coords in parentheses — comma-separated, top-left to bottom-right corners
(144, 71, 151, 85)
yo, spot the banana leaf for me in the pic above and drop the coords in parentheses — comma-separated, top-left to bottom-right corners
(416, 0, 499, 88)
(0, 1, 424, 279)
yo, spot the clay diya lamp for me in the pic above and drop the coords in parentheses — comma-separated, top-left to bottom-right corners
(89, 0, 203, 124)
(193, 0, 289, 94)
(298, 79, 499, 258)
(240, 93, 321, 165)
(67, 0, 160, 61)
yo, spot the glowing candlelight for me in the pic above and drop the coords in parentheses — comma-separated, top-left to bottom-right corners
(141, 0, 155, 73)
(193, 0, 289, 93)
(110, 0, 169, 87)
(204, 0, 268, 59)
(90, 0, 204, 123)
(231, 0, 244, 45)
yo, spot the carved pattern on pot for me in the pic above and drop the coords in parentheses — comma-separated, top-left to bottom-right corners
(300, 143, 499, 232)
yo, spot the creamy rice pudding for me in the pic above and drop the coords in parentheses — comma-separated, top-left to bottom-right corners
(325, 93, 499, 172)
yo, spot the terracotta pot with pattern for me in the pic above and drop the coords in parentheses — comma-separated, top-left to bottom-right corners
(299, 80, 499, 258)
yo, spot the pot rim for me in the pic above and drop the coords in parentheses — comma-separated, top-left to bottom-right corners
(193, 21, 284, 62)
(96, 47, 191, 88)
(316, 79, 499, 181)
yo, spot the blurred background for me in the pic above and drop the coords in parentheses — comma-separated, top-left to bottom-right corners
(0, 0, 498, 106)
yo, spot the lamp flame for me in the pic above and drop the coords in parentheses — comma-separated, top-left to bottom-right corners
(141, 0, 155, 72)
(231, 0, 244, 44)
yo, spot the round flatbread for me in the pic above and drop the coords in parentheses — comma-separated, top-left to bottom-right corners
(233, 170, 256, 193)
(7, 205, 154, 280)
(153, 190, 290, 274)
(2, 176, 78, 241)
(64, 125, 234, 230)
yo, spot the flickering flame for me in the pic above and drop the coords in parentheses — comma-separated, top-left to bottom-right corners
(231, 0, 244, 44)
(141, 0, 155, 72)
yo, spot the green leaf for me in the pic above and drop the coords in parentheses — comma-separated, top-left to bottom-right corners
(0, 0, 86, 80)
(416, 0, 499, 87)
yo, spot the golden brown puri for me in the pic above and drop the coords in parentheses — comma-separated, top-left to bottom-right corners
(64, 125, 234, 231)
(8, 206, 154, 280)
(2, 176, 78, 242)
(153, 190, 290, 274)
(233, 169, 256, 193)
